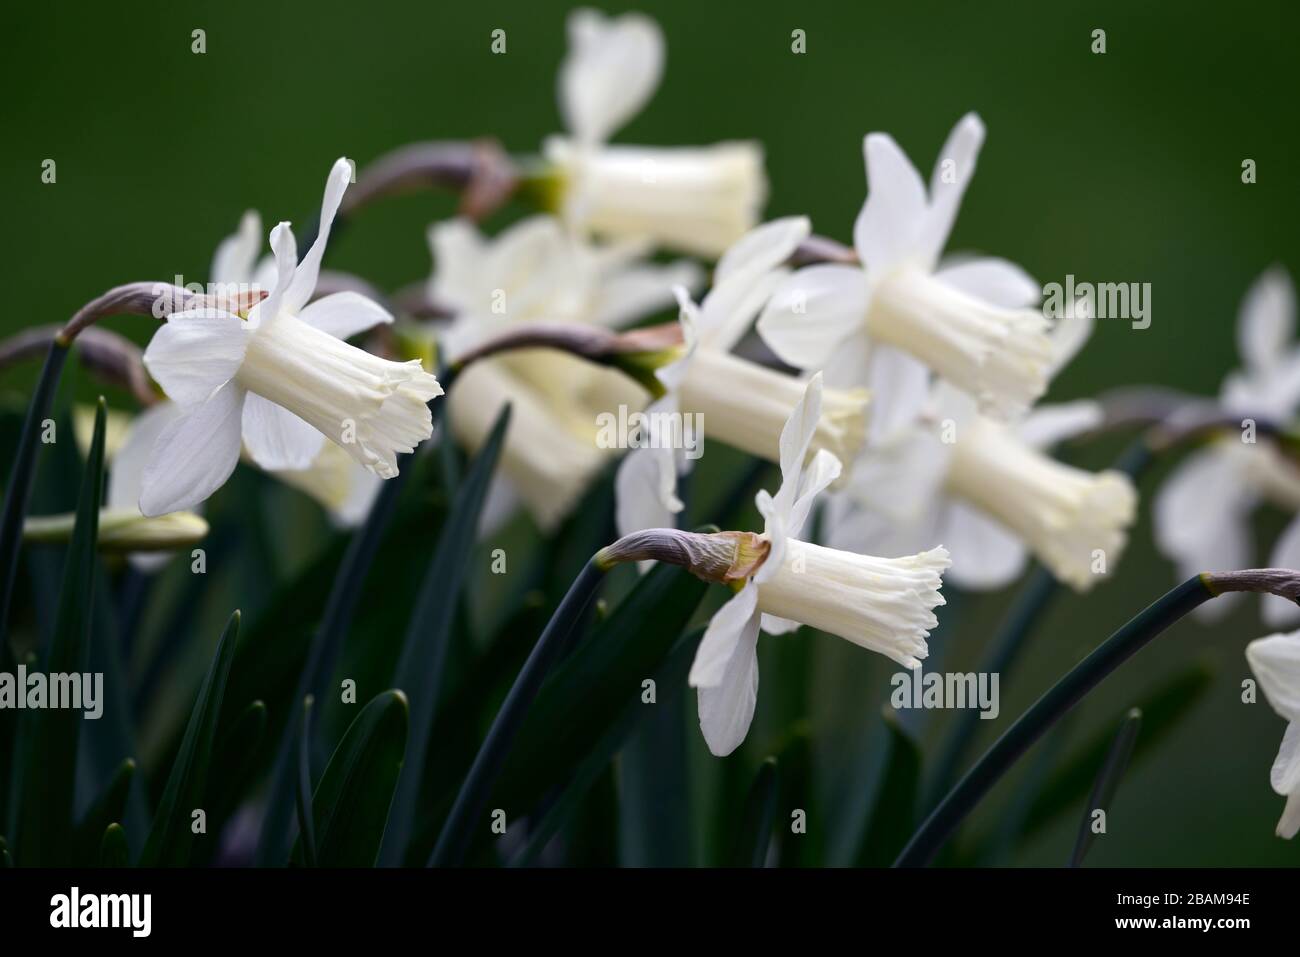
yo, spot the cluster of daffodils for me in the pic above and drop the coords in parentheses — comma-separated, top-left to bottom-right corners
(65, 6, 1299, 830)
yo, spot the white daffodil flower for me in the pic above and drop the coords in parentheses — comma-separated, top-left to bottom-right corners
(1244, 631, 1300, 838)
(687, 373, 949, 756)
(139, 158, 442, 517)
(542, 8, 766, 256)
(431, 214, 698, 530)
(757, 113, 1052, 422)
(827, 306, 1136, 592)
(615, 217, 869, 538)
(1155, 268, 1300, 625)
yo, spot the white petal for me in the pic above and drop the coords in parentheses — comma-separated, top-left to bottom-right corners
(298, 291, 394, 340)
(772, 373, 824, 517)
(139, 383, 246, 516)
(696, 609, 761, 756)
(1277, 790, 1300, 839)
(940, 500, 1028, 590)
(428, 218, 487, 311)
(1018, 400, 1103, 450)
(1048, 299, 1095, 375)
(143, 310, 249, 405)
(1270, 721, 1300, 796)
(688, 583, 759, 688)
(284, 158, 353, 314)
(1263, 515, 1300, 627)
(1238, 266, 1296, 376)
(241, 391, 325, 471)
(865, 344, 931, 441)
(1246, 632, 1300, 723)
(787, 448, 841, 539)
(916, 113, 985, 269)
(760, 614, 801, 635)
(250, 221, 299, 327)
(935, 256, 1040, 309)
(108, 401, 187, 510)
(853, 133, 927, 272)
(715, 216, 810, 286)
(754, 489, 786, 585)
(558, 9, 664, 144)
(1153, 447, 1254, 573)
(211, 210, 262, 285)
(757, 265, 869, 371)
(614, 443, 682, 540)
(589, 259, 703, 329)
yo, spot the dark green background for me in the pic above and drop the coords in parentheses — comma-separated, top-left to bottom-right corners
(2, 0, 1298, 865)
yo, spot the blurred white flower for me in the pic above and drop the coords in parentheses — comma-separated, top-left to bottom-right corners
(687, 373, 949, 756)
(757, 113, 1052, 422)
(544, 8, 765, 256)
(432, 214, 698, 530)
(1154, 268, 1300, 625)
(827, 306, 1136, 592)
(139, 158, 441, 517)
(1245, 631, 1300, 838)
(615, 217, 869, 539)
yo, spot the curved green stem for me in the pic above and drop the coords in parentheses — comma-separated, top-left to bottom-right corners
(894, 575, 1213, 868)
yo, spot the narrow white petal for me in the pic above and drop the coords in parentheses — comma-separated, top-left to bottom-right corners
(1269, 721, 1300, 796)
(139, 383, 246, 516)
(696, 612, 761, 756)
(715, 216, 810, 286)
(241, 392, 326, 471)
(1276, 790, 1300, 839)
(688, 583, 759, 689)
(1238, 266, 1296, 377)
(559, 9, 664, 145)
(211, 209, 263, 285)
(865, 344, 931, 441)
(935, 255, 1040, 309)
(1153, 446, 1254, 575)
(251, 221, 299, 327)
(756, 265, 870, 371)
(1018, 400, 1103, 450)
(299, 291, 394, 340)
(107, 401, 186, 510)
(916, 113, 985, 269)
(774, 372, 824, 507)
(940, 500, 1028, 591)
(853, 133, 928, 272)
(614, 443, 682, 540)
(143, 310, 249, 405)
(1246, 632, 1300, 723)
(787, 448, 842, 539)
(284, 158, 353, 314)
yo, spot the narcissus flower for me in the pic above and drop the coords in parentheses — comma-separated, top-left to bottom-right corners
(431, 214, 697, 530)
(616, 218, 869, 538)
(1155, 268, 1300, 625)
(139, 158, 441, 517)
(757, 114, 1052, 422)
(827, 307, 1136, 591)
(1244, 631, 1300, 838)
(686, 373, 949, 756)
(541, 8, 766, 256)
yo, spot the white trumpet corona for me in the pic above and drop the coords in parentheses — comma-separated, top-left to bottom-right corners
(944, 415, 1136, 591)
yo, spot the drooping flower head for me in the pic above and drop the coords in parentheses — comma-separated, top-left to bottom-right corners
(1156, 267, 1300, 625)
(139, 158, 441, 516)
(616, 218, 870, 539)
(542, 8, 766, 257)
(758, 114, 1052, 423)
(686, 373, 949, 756)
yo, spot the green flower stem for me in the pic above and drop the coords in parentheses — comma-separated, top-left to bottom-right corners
(894, 575, 1213, 868)
(429, 558, 607, 867)
(924, 435, 1155, 810)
